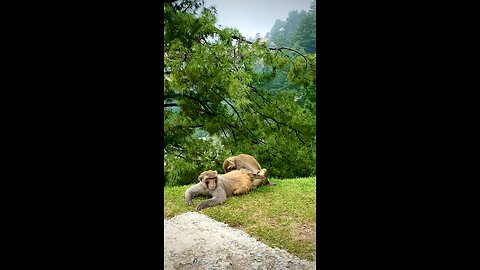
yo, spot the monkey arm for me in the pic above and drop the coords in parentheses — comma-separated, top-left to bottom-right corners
(184, 183, 209, 206)
(196, 188, 227, 210)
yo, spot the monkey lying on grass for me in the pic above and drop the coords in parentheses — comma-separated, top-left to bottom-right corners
(184, 169, 266, 210)
(223, 154, 275, 187)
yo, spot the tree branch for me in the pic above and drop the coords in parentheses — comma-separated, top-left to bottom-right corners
(220, 125, 228, 138)
(231, 35, 309, 68)
(248, 85, 269, 104)
(182, 2, 193, 12)
(293, 129, 306, 144)
(253, 109, 306, 144)
(207, 88, 258, 139)
(273, 47, 308, 69)
(225, 123, 237, 141)
(221, 97, 258, 138)
(226, 121, 266, 145)
(166, 93, 217, 116)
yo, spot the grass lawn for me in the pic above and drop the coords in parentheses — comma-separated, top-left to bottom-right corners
(164, 176, 316, 261)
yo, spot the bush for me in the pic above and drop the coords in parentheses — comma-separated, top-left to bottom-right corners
(164, 134, 229, 186)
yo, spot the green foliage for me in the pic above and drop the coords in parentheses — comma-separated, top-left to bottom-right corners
(263, 1, 316, 111)
(288, 54, 317, 113)
(164, 134, 229, 186)
(164, 0, 316, 186)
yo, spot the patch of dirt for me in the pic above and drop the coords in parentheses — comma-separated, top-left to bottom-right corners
(292, 222, 316, 244)
(164, 211, 316, 269)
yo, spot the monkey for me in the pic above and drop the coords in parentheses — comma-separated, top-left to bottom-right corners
(222, 154, 275, 187)
(223, 154, 261, 173)
(184, 169, 266, 210)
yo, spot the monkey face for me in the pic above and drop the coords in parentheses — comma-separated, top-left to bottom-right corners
(225, 159, 236, 172)
(198, 170, 218, 190)
(205, 178, 217, 190)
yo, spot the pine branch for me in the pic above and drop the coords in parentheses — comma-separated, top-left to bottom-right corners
(231, 35, 309, 68)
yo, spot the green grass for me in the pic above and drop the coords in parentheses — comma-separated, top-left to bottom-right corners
(164, 177, 316, 261)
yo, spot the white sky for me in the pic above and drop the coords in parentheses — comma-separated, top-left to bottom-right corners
(204, 0, 312, 39)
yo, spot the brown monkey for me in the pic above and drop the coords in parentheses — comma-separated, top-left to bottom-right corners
(223, 154, 275, 186)
(223, 154, 261, 173)
(184, 170, 265, 210)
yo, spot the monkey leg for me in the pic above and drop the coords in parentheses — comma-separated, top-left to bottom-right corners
(258, 169, 275, 186)
(250, 178, 263, 189)
(258, 169, 268, 178)
(247, 173, 266, 189)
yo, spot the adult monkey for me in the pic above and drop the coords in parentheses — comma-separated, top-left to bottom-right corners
(184, 169, 265, 210)
(223, 154, 275, 187)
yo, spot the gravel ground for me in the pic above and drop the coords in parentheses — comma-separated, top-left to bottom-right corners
(164, 212, 316, 270)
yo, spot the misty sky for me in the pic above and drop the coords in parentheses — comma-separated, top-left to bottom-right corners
(204, 0, 312, 39)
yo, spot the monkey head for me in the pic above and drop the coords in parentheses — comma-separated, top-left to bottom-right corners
(198, 170, 218, 190)
(223, 158, 236, 173)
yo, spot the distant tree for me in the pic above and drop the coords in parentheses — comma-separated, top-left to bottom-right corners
(264, 31, 271, 40)
(284, 10, 307, 47)
(266, 11, 307, 49)
(295, 0, 316, 53)
(267, 19, 287, 47)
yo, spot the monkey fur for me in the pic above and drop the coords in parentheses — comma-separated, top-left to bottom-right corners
(222, 154, 275, 186)
(223, 154, 260, 173)
(184, 169, 265, 210)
